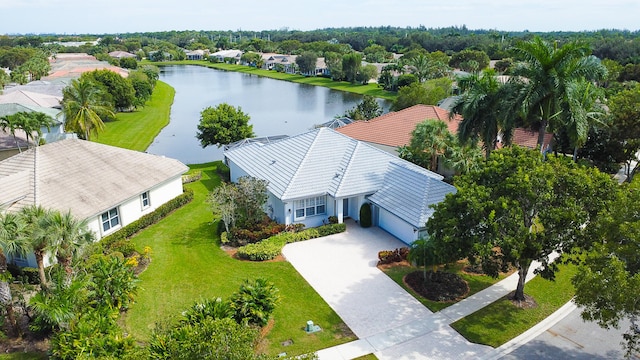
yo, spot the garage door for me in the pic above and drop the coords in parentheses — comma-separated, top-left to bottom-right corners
(377, 207, 415, 245)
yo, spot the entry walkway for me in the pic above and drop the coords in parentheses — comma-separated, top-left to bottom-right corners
(282, 222, 543, 360)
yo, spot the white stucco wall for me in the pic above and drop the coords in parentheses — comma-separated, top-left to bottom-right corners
(377, 207, 419, 245)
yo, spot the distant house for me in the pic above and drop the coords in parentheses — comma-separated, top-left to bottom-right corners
(108, 51, 137, 59)
(336, 104, 554, 158)
(185, 49, 207, 60)
(0, 139, 188, 267)
(261, 53, 297, 73)
(209, 49, 243, 63)
(224, 127, 455, 244)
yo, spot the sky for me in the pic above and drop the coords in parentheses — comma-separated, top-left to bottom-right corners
(1, 0, 639, 35)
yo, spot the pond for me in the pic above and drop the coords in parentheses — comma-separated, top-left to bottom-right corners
(146, 65, 391, 164)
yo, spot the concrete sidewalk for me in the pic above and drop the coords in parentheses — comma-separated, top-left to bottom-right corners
(283, 223, 548, 359)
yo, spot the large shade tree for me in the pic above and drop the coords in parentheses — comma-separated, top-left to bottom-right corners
(60, 78, 115, 140)
(510, 36, 607, 148)
(196, 103, 254, 148)
(427, 146, 615, 301)
(573, 179, 640, 357)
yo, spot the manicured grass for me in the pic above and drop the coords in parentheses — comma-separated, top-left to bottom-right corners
(122, 162, 355, 357)
(451, 263, 577, 347)
(144, 60, 398, 101)
(354, 354, 378, 360)
(382, 262, 511, 312)
(93, 81, 174, 151)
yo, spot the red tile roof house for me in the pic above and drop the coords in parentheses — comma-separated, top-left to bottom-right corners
(336, 104, 553, 174)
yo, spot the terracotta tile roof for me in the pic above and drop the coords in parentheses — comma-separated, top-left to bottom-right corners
(336, 105, 462, 147)
(337, 104, 554, 150)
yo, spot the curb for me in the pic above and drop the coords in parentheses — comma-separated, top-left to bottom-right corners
(480, 299, 577, 359)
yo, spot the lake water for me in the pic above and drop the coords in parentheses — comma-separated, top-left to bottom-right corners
(146, 65, 390, 164)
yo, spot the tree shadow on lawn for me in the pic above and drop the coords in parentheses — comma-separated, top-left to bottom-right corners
(452, 297, 524, 344)
(169, 220, 218, 248)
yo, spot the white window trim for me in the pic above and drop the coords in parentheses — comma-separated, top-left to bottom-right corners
(101, 207, 121, 233)
(141, 191, 150, 210)
(294, 196, 326, 220)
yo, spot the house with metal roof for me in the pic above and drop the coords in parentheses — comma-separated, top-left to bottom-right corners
(0, 139, 188, 267)
(224, 127, 455, 244)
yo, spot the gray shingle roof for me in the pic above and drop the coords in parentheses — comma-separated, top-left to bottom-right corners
(0, 139, 188, 219)
(368, 162, 456, 228)
(224, 127, 443, 201)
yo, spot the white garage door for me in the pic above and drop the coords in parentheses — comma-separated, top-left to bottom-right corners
(377, 207, 415, 245)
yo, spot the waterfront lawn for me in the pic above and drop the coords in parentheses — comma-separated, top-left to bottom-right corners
(94, 81, 174, 152)
(451, 263, 577, 348)
(0, 354, 48, 360)
(382, 262, 510, 312)
(145, 60, 397, 101)
(123, 162, 355, 357)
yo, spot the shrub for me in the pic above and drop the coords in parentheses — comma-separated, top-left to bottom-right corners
(236, 223, 346, 261)
(328, 215, 338, 224)
(108, 239, 137, 257)
(182, 297, 232, 325)
(22, 267, 40, 285)
(229, 278, 280, 327)
(98, 188, 194, 253)
(360, 203, 372, 228)
(228, 220, 286, 247)
(181, 171, 202, 184)
(220, 232, 229, 244)
(378, 247, 410, 265)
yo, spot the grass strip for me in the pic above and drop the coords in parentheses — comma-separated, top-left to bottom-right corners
(94, 80, 174, 151)
(381, 263, 510, 312)
(143, 60, 398, 101)
(122, 162, 355, 357)
(451, 263, 577, 347)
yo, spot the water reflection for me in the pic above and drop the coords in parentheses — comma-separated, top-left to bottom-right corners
(145, 65, 390, 164)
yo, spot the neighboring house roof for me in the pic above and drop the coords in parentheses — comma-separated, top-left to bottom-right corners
(336, 104, 462, 148)
(224, 127, 442, 202)
(338, 103, 553, 151)
(44, 53, 129, 80)
(108, 51, 136, 59)
(316, 117, 354, 130)
(211, 50, 243, 58)
(368, 162, 456, 228)
(0, 90, 62, 108)
(0, 130, 31, 152)
(3, 81, 67, 97)
(0, 139, 188, 219)
(0, 103, 61, 122)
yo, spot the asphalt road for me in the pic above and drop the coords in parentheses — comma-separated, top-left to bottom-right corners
(502, 307, 636, 359)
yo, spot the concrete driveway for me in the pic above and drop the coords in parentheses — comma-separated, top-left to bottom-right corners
(282, 221, 431, 339)
(282, 221, 493, 359)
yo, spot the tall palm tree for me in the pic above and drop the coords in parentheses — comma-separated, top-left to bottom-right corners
(450, 69, 515, 159)
(18, 205, 54, 288)
(45, 211, 94, 281)
(563, 80, 606, 161)
(1, 112, 56, 149)
(60, 78, 115, 140)
(0, 211, 31, 334)
(509, 36, 607, 149)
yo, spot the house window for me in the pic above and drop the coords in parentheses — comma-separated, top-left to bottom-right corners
(294, 196, 326, 220)
(101, 207, 120, 232)
(141, 191, 150, 209)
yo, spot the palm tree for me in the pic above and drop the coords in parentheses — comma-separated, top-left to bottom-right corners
(0, 211, 31, 334)
(409, 119, 455, 173)
(509, 36, 607, 149)
(18, 205, 54, 288)
(1, 112, 56, 149)
(45, 211, 95, 282)
(60, 78, 115, 140)
(450, 69, 515, 159)
(563, 80, 606, 161)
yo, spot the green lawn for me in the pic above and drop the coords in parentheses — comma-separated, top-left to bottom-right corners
(122, 162, 355, 356)
(143, 60, 398, 101)
(451, 263, 577, 347)
(93, 81, 174, 151)
(382, 262, 511, 312)
(0, 354, 47, 360)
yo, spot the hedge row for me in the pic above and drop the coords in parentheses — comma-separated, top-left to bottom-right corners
(181, 171, 202, 184)
(236, 223, 346, 261)
(99, 188, 194, 252)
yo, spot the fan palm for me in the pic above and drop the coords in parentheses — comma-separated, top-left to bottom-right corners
(18, 205, 54, 288)
(409, 119, 455, 173)
(509, 36, 607, 149)
(60, 78, 115, 140)
(45, 210, 95, 282)
(0, 211, 31, 334)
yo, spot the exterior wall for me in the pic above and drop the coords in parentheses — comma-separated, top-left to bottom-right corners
(363, 142, 399, 157)
(267, 192, 285, 224)
(227, 159, 249, 182)
(91, 175, 184, 239)
(376, 206, 419, 245)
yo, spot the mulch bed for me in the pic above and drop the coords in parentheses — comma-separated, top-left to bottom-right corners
(404, 270, 470, 302)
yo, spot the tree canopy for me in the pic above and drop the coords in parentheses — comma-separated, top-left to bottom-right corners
(344, 95, 383, 120)
(196, 103, 254, 148)
(426, 146, 615, 301)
